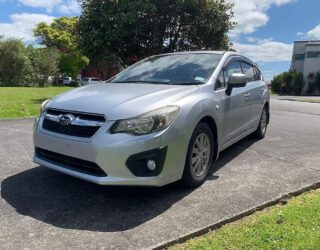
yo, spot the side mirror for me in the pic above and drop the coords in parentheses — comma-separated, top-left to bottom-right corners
(226, 73, 248, 95)
(228, 73, 248, 87)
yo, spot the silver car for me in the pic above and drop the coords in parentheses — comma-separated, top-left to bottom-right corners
(33, 51, 270, 187)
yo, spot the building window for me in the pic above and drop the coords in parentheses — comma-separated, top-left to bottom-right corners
(306, 51, 320, 58)
(295, 54, 305, 60)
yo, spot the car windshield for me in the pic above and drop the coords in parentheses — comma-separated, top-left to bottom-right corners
(111, 53, 222, 85)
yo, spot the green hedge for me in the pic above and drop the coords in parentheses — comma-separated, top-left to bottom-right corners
(271, 71, 304, 95)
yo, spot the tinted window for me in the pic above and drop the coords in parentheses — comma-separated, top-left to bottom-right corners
(216, 71, 225, 89)
(307, 51, 320, 58)
(223, 61, 242, 84)
(91, 79, 99, 81)
(111, 53, 223, 85)
(241, 62, 255, 82)
(254, 67, 262, 81)
(295, 54, 305, 60)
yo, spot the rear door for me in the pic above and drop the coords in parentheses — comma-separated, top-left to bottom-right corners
(216, 59, 251, 145)
(241, 62, 265, 127)
(252, 67, 266, 123)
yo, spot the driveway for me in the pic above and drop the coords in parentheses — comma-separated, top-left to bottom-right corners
(1, 98, 320, 250)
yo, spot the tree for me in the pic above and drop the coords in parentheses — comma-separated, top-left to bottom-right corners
(0, 39, 29, 86)
(26, 47, 60, 87)
(34, 17, 89, 78)
(78, 0, 235, 67)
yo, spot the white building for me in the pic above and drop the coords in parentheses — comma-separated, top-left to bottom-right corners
(290, 40, 320, 94)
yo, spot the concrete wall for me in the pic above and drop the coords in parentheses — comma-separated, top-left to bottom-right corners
(290, 42, 306, 73)
(290, 41, 320, 94)
(304, 44, 320, 78)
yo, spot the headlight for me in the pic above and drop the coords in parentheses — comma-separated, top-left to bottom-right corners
(111, 106, 179, 135)
(40, 99, 51, 114)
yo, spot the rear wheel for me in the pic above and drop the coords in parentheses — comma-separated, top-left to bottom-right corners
(182, 123, 214, 187)
(254, 106, 268, 139)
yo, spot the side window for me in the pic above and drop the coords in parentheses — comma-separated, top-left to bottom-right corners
(241, 62, 255, 82)
(254, 67, 262, 81)
(223, 61, 242, 84)
(216, 71, 225, 89)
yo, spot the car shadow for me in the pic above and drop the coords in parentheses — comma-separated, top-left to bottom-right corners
(1, 136, 257, 232)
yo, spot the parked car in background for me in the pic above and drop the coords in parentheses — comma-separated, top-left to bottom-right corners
(48, 76, 54, 84)
(81, 77, 100, 86)
(34, 51, 270, 187)
(62, 77, 72, 85)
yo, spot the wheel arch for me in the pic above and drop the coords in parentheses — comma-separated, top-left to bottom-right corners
(264, 101, 270, 124)
(197, 116, 219, 161)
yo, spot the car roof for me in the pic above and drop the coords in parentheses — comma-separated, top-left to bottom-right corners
(148, 51, 256, 66)
(158, 50, 227, 56)
(152, 50, 248, 60)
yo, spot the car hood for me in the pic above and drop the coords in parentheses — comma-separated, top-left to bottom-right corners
(48, 83, 198, 120)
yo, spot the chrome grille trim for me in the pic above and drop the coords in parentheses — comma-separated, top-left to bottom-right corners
(45, 113, 105, 127)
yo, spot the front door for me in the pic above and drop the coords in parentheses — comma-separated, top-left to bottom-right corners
(216, 60, 251, 146)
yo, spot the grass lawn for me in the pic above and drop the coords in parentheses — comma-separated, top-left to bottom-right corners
(171, 189, 320, 250)
(0, 87, 72, 119)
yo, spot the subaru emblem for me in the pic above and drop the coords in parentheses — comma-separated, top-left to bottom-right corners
(58, 114, 74, 126)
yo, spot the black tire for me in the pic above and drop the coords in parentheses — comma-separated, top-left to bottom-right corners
(182, 123, 214, 187)
(254, 106, 268, 139)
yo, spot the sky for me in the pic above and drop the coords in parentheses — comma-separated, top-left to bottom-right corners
(1, 0, 320, 80)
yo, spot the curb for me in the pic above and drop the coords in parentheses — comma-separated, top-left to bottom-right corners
(154, 182, 320, 250)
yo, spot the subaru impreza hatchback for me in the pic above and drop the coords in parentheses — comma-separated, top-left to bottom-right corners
(33, 51, 270, 187)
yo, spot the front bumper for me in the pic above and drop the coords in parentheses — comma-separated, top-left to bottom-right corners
(33, 116, 189, 186)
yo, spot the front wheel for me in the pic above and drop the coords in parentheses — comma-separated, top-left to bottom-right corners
(182, 123, 214, 187)
(254, 107, 268, 139)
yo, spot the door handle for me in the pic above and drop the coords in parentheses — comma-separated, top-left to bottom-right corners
(245, 93, 251, 100)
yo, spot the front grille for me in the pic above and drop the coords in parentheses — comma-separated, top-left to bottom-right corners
(43, 119, 99, 137)
(36, 147, 107, 177)
(42, 109, 106, 138)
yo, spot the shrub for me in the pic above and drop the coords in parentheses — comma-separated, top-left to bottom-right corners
(26, 46, 60, 87)
(271, 70, 304, 95)
(316, 73, 320, 93)
(0, 39, 60, 87)
(308, 72, 320, 95)
(69, 81, 81, 87)
(0, 39, 30, 86)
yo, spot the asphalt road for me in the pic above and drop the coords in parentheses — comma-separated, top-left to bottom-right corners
(0, 98, 320, 250)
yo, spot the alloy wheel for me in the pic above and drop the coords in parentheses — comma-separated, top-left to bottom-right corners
(190, 133, 211, 177)
(260, 109, 267, 134)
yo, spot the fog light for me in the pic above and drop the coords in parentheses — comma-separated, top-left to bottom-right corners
(147, 160, 156, 171)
